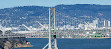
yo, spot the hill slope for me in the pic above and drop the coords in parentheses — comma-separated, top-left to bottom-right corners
(0, 4, 111, 27)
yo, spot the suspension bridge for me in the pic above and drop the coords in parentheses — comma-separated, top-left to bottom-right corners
(0, 7, 111, 49)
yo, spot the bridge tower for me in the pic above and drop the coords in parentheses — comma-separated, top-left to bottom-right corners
(48, 8, 58, 49)
(43, 8, 58, 49)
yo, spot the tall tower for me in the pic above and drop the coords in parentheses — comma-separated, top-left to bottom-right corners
(48, 8, 58, 49)
(108, 21, 110, 27)
(104, 20, 106, 27)
(43, 8, 58, 49)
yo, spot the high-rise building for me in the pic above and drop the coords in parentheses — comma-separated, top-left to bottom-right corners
(108, 21, 110, 27)
(92, 19, 98, 28)
(104, 20, 106, 27)
(103, 20, 110, 27)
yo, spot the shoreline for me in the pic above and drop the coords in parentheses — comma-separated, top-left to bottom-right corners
(0, 37, 32, 49)
(26, 37, 111, 39)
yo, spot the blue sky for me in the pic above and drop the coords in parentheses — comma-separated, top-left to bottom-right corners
(0, 0, 111, 9)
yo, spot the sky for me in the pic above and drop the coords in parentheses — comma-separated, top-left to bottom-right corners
(0, 0, 111, 9)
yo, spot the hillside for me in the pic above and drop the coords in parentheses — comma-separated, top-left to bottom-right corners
(0, 4, 111, 28)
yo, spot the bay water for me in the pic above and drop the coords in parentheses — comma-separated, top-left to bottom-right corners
(12, 38, 111, 49)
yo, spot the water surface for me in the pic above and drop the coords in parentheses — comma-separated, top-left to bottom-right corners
(12, 38, 111, 49)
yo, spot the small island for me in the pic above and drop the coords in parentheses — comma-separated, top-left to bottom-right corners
(0, 30, 32, 49)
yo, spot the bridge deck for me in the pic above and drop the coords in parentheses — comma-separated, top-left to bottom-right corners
(0, 34, 25, 38)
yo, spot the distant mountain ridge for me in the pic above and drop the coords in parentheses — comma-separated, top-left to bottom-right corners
(0, 4, 111, 27)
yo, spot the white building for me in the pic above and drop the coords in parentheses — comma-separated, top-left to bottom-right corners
(108, 21, 110, 27)
(78, 19, 98, 30)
